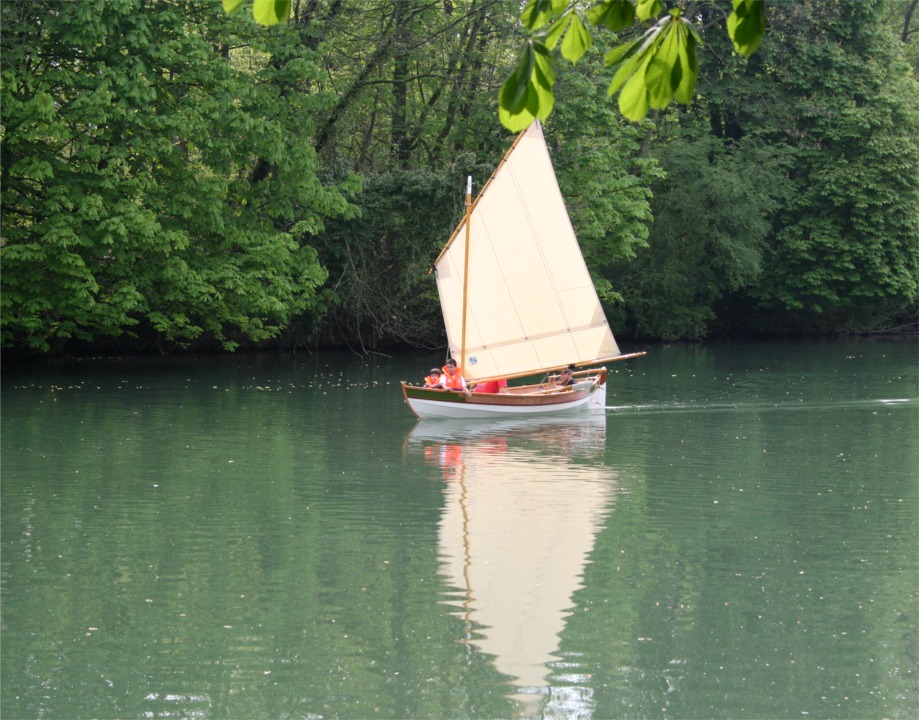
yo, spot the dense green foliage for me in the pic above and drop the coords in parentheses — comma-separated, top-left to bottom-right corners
(312, 169, 462, 350)
(610, 136, 784, 340)
(750, 1, 919, 331)
(1, 0, 356, 351)
(1, 0, 917, 353)
(609, 0, 919, 339)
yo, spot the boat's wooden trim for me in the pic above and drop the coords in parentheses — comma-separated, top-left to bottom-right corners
(461, 357, 639, 386)
(401, 385, 468, 403)
(401, 368, 608, 417)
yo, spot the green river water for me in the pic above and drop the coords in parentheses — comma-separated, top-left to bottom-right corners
(1, 339, 916, 720)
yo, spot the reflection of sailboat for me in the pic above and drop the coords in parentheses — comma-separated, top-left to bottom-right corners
(409, 416, 614, 716)
(401, 122, 644, 419)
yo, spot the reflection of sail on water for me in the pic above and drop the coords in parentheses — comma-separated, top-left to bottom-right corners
(413, 417, 614, 714)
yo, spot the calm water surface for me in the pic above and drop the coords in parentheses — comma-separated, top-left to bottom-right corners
(2, 340, 916, 720)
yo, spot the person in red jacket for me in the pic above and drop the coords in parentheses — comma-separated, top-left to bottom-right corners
(473, 378, 508, 394)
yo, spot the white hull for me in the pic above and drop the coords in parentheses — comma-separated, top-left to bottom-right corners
(405, 382, 607, 420)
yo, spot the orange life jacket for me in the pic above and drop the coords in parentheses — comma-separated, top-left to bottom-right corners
(441, 366, 466, 390)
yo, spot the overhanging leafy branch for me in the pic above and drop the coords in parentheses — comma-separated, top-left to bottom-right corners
(497, 0, 766, 129)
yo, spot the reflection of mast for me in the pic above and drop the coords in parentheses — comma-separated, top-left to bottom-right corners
(460, 462, 474, 645)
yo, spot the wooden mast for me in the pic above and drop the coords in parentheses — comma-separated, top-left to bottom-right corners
(460, 175, 472, 370)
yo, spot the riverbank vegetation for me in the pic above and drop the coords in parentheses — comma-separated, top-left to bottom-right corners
(2, 0, 917, 355)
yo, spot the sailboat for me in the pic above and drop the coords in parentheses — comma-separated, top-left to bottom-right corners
(401, 121, 644, 420)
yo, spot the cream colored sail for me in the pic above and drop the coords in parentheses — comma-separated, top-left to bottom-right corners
(434, 122, 620, 383)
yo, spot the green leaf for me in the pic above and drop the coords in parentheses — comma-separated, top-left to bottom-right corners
(672, 26, 697, 104)
(560, 13, 592, 64)
(586, 1, 607, 26)
(521, 0, 556, 31)
(499, 80, 536, 131)
(644, 58, 672, 109)
(587, 0, 636, 32)
(544, 13, 572, 51)
(619, 59, 650, 121)
(499, 51, 536, 128)
(644, 19, 679, 109)
(499, 43, 556, 130)
(605, 37, 642, 67)
(223, 0, 245, 13)
(727, 0, 766, 57)
(502, 45, 537, 113)
(252, 0, 290, 26)
(606, 21, 662, 96)
(635, 0, 662, 23)
(532, 44, 556, 114)
(607, 52, 642, 97)
(669, 51, 684, 103)
(606, 14, 699, 116)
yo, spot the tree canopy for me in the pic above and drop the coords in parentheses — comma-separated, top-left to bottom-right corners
(1, 0, 357, 351)
(2, 0, 917, 354)
(226, 0, 767, 128)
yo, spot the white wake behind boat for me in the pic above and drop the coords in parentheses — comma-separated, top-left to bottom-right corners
(402, 121, 643, 419)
